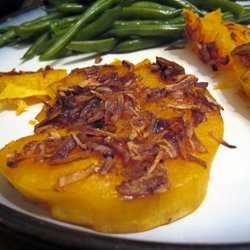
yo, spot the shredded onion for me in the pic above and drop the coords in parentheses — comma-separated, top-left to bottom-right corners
(56, 164, 98, 191)
(209, 130, 236, 148)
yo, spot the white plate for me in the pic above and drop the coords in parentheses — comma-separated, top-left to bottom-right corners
(0, 8, 250, 247)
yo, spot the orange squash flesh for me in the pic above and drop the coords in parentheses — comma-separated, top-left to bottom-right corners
(0, 59, 223, 233)
(0, 68, 67, 114)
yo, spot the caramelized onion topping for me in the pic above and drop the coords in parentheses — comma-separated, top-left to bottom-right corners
(232, 42, 250, 67)
(7, 58, 225, 198)
(116, 166, 168, 199)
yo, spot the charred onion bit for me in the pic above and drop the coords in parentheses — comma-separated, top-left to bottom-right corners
(151, 57, 185, 81)
(232, 42, 250, 67)
(8, 58, 224, 199)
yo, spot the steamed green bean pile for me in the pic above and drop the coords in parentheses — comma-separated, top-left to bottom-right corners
(0, 0, 249, 61)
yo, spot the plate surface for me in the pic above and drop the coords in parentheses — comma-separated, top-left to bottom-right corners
(0, 7, 250, 248)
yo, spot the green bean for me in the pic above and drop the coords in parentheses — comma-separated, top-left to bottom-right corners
(130, 1, 176, 11)
(73, 7, 122, 41)
(46, 0, 77, 7)
(222, 11, 236, 21)
(22, 31, 50, 60)
(10, 33, 37, 46)
(37, 38, 55, 55)
(237, 9, 250, 24)
(113, 16, 184, 27)
(0, 25, 16, 34)
(1, 0, 249, 62)
(51, 27, 70, 37)
(21, 12, 61, 26)
(15, 19, 57, 36)
(121, 7, 182, 20)
(56, 3, 86, 14)
(46, 0, 61, 6)
(47, 48, 73, 60)
(184, 0, 198, 5)
(67, 37, 117, 53)
(0, 29, 17, 47)
(50, 15, 81, 34)
(40, 0, 122, 61)
(161, 0, 203, 15)
(109, 24, 185, 37)
(193, 0, 244, 17)
(113, 37, 169, 53)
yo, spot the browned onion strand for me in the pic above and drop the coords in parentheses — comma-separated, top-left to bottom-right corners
(116, 166, 168, 199)
(232, 42, 250, 67)
(57, 164, 98, 191)
(209, 130, 236, 149)
(7, 58, 225, 198)
(95, 55, 103, 64)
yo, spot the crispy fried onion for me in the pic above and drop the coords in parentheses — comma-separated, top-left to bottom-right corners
(116, 166, 168, 199)
(35, 57, 222, 134)
(231, 42, 250, 67)
(150, 57, 185, 81)
(35, 70, 139, 134)
(7, 58, 224, 199)
(209, 130, 236, 148)
(56, 164, 99, 191)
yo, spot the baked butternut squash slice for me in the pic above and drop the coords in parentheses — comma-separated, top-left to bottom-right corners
(0, 58, 224, 233)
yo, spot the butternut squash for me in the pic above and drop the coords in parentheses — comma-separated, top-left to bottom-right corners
(0, 58, 223, 233)
(0, 68, 67, 114)
(184, 9, 250, 98)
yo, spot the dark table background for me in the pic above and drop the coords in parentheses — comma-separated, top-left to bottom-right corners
(1, 223, 250, 250)
(0, 0, 43, 22)
(0, 225, 62, 250)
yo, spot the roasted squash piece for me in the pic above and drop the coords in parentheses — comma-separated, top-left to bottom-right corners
(0, 67, 67, 114)
(0, 58, 224, 233)
(184, 9, 250, 98)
